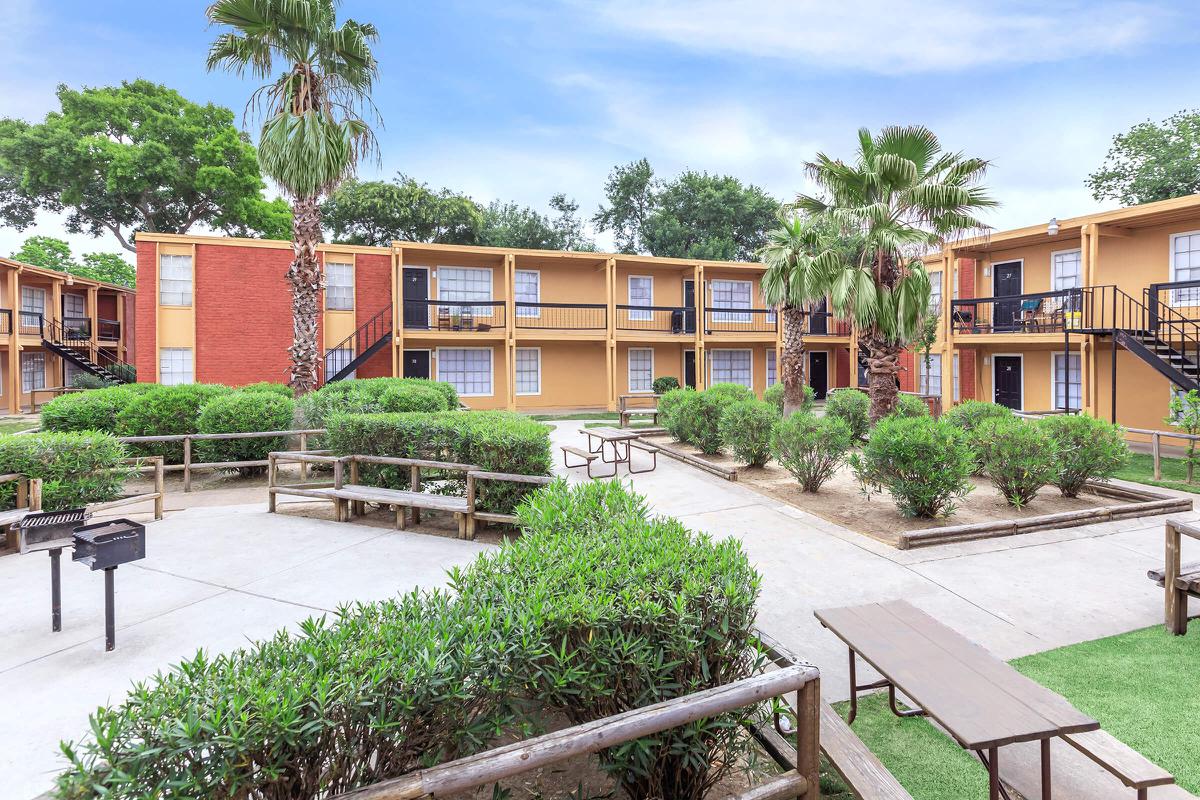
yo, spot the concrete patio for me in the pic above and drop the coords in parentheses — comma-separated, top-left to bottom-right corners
(2, 420, 1196, 799)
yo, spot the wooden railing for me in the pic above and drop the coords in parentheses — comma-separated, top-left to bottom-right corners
(119, 429, 324, 492)
(331, 663, 821, 800)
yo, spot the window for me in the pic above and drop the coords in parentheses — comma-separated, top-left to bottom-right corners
(928, 271, 942, 315)
(437, 266, 493, 316)
(325, 260, 354, 310)
(917, 354, 941, 395)
(324, 348, 355, 380)
(21, 352, 45, 393)
(20, 287, 46, 331)
(159, 347, 194, 386)
(710, 279, 752, 323)
(159, 254, 193, 306)
(64, 360, 86, 387)
(515, 270, 540, 317)
(438, 348, 492, 396)
(710, 349, 752, 388)
(628, 276, 653, 321)
(1051, 250, 1081, 292)
(766, 348, 777, 387)
(1053, 353, 1081, 411)
(63, 293, 85, 319)
(628, 348, 654, 392)
(1171, 232, 1200, 304)
(515, 347, 541, 394)
(953, 353, 961, 402)
(953, 267, 960, 300)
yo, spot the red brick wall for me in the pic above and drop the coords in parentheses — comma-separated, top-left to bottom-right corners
(958, 257, 976, 299)
(123, 293, 136, 365)
(134, 240, 158, 383)
(960, 348, 977, 401)
(351, 252, 394, 379)
(835, 347, 850, 388)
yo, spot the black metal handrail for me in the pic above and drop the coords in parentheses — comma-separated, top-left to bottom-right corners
(616, 304, 695, 333)
(949, 288, 1083, 334)
(514, 302, 606, 330)
(97, 318, 121, 340)
(61, 315, 92, 340)
(18, 310, 43, 336)
(402, 299, 505, 331)
(323, 304, 393, 382)
(704, 306, 777, 333)
(0, 309, 10, 336)
(803, 311, 851, 337)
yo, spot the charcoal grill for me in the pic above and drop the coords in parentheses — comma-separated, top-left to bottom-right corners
(72, 519, 146, 651)
(18, 509, 90, 632)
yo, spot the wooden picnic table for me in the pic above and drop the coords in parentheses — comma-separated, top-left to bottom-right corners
(580, 426, 640, 464)
(815, 600, 1100, 800)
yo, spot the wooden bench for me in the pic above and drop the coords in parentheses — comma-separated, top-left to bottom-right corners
(1150, 519, 1200, 634)
(0, 473, 42, 552)
(618, 393, 661, 428)
(468, 470, 556, 528)
(997, 735, 1194, 800)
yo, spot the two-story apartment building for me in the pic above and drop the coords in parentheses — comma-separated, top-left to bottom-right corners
(909, 193, 1200, 435)
(133, 233, 857, 410)
(0, 256, 135, 413)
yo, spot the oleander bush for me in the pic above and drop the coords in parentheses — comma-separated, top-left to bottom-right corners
(55, 590, 538, 800)
(325, 411, 552, 513)
(69, 373, 113, 390)
(378, 382, 449, 413)
(451, 479, 765, 800)
(718, 399, 777, 467)
(115, 384, 232, 463)
(891, 393, 931, 419)
(772, 413, 853, 492)
(195, 391, 297, 475)
(652, 375, 680, 394)
(825, 388, 870, 440)
(296, 377, 457, 430)
(942, 399, 1013, 433)
(763, 382, 815, 416)
(976, 418, 1057, 508)
(237, 381, 293, 397)
(851, 416, 974, 518)
(659, 387, 696, 442)
(684, 390, 732, 454)
(704, 382, 755, 404)
(0, 431, 130, 511)
(1037, 414, 1129, 497)
(40, 385, 146, 434)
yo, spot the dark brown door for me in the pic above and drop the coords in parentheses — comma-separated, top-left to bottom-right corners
(684, 350, 696, 389)
(809, 351, 829, 399)
(403, 350, 430, 379)
(403, 268, 429, 329)
(993, 261, 1022, 331)
(810, 298, 828, 335)
(682, 279, 696, 334)
(994, 356, 1022, 409)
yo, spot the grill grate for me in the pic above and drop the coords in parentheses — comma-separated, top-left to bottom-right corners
(21, 509, 88, 529)
(19, 508, 90, 555)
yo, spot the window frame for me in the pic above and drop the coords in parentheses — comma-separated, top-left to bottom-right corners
(628, 275, 653, 322)
(159, 347, 194, 386)
(708, 348, 753, 389)
(1050, 248, 1082, 292)
(435, 346, 495, 397)
(324, 258, 355, 311)
(916, 354, 941, 396)
(627, 347, 654, 393)
(1051, 351, 1082, 412)
(515, 346, 542, 395)
(158, 253, 194, 307)
(953, 352, 961, 402)
(709, 279, 753, 324)
(928, 270, 943, 316)
(514, 269, 542, 319)
(324, 347, 356, 380)
(436, 266, 494, 318)
(62, 293, 86, 319)
(765, 348, 777, 388)
(20, 351, 45, 393)
(1170, 230, 1200, 305)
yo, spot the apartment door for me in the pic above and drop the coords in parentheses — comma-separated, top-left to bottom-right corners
(993, 261, 1022, 331)
(403, 349, 431, 379)
(993, 356, 1022, 409)
(810, 298, 828, 335)
(403, 268, 429, 329)
(683, 350, 696, 389)
(809, 351, 829, 399)
(682, 279, 696, 334)
(857, 347, 869, 389)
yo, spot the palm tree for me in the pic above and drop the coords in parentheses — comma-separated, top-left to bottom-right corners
(797, 125, 995, 421)
(206, 0, 379, 394)
(760, 212, 841, 416)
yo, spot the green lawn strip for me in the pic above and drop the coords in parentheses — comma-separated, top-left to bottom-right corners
(1114, 452, 1200, 494)
(1012, 626, 1200, 794)
(0, 421, 37, 435)
(827, 626, 1199, 800)
(529, 411, 618, 421)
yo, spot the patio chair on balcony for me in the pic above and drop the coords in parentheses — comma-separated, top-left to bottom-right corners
(1016, 298, 1063, 332)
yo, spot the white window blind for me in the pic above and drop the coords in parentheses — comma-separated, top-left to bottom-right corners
(325, 261, 354, 310)
(1052, 250, 1081, 291)
(1053, 353, 1082, 411)
(628, 348, 653, 392)
(953, 353, 961, 402)
(324, 348, 356, 380)
(928, 271, 943, 315)
(21, 352, 45, 393)
(159, 347, 194, 386)
(710, 280, 752, 323)
(917, 355, 941, 395)
(515, 348, 541, 394)
(710, 350, 751, 387)
(628, 276, 653, 321)
(159, 254, 193, 306)
(766, 348, 777, 387)
(515, 271, 540, 317)
(63, 293, 85, 318)
(438, 267, 493, 316)
(439, 348, 492, 396)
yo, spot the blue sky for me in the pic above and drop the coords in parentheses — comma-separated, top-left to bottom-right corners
(2, 0, 1198, 256)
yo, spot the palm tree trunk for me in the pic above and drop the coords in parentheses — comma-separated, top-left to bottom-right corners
(287, 196, 323, 395)
(863, 328, 901, 422)
(780, 304, 808, 416)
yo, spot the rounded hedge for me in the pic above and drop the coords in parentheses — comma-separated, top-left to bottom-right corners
(772, 413, 853, 493)
(825, 389, 870, 440)
(852, 416, 974, 518)
(40, 386, 144, 434)
(659, 388, 695, 442)
(1037, 414, 1130, 497)
(976, 418, 1056, 508)
(652, 376, 680, 394)
(237, 381, 293, 397)
(764, 382, 815, 416)
(116, 384, 232, 462)
(379, 383, 449, 413)
(0, 431, 130, 511)
(297, 378, 458, 430)
(195, 391, 297, 474)
(942, 399, 1013, 432)
(891, 393, 931, 419)
(718, 399, 777, 467)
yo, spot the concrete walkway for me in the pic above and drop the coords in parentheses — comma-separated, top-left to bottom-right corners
(3, 420, 1196, 798)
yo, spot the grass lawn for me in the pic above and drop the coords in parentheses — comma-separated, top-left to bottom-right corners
(529, 411, 618, 421)
(1115, 452, 1200, 494)
(0, 420, 37, 435)
(831, 625, 1200, 800)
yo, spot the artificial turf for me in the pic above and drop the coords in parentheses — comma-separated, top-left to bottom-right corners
(1114, 452, 1200, 494)
(829, 625, 1200, 799)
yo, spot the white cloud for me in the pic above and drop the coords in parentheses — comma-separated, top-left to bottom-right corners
(580, 0, 1166, 74)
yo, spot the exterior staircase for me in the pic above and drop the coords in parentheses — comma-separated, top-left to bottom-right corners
(1084, 284, 1200, 393)
(322, 304, 393, 385)
(1114, 330, 1200, 391)
(42, 319, 133, 384)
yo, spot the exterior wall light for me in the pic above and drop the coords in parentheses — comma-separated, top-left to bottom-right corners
(1048, 218, 1060, 236)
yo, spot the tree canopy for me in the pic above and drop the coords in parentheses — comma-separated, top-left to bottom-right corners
(595, 159, 780, 261)
(0, 80, 287, 252)
(10, 235, 135, 287)
(1088, 110, 1200, 206)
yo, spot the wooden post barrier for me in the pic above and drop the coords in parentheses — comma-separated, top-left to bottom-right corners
(183, 436, 192, 493)
(1153, 431, 1162, 480)
(298, 432, 309, 481)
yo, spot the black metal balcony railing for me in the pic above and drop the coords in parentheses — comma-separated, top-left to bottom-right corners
(62, 315, 92, 341)
(950, 288, 1085, 335)
(704, 306, 777, 334)
(98, 318, 121, 341)
(615, 304, 695, 334)
(803, 311, 851, 337)
(514, 302, 606, 330)
(19, 311, 43, 337)
(402, 299, 506, 331)
(0, 309, 10, 336)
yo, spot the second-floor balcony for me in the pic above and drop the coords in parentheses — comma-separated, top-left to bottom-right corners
(704, 306, 777, 334)
(403, 299, 507, 332)
(0, 311, 122, 341)
(616, 304, 695, 334)
(803, 311, 851, 337)
(515, 302, 606, 331)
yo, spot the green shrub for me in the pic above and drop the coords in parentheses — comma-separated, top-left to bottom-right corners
(652, 375, 680, 394)
(942, 399, 1014, 433)
(851, 416, 974, 518)
(772, 413, 853, 492)
(0, 431, 129, 511)
(56, 590, 537, 800)
(1037, 414, 1130, 497)
(69, 373, 113, 390)
(976, 418, 1056, 508)
(891, 393, 931, 419)
(378, 382, 450, 413)
(296, 377, 458, 430)
(108, 364, 137, 383)
(705, 382, 755, 404)
(451, 480, 764, 800)
(684, 391, 730, 454)
(116, 384, 232, 462)
(718, 400, 777, 467)
(659, 387, 695, 442)
(825, 388, 870, 440)
(195, 392, 297, 475)
(237, 381, 292, 397)
(326, 411, 552, 514)
(764, 382, 815, 415)
(41, 386, 144, 433)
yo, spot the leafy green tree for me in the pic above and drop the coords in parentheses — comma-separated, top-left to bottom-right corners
(1167, 389, 1200, 483)
(798, 126, 994, 421)
(207, 0, 380, 395)
(595, 160, 780, 260)
(323, 176, 482, 245)
(79, 252, 136, 287)
(0, 80, 276, 252)
(10, 235, 135, 287)
(479, 193, 595, 251)
(1088, 110, 1200, 206)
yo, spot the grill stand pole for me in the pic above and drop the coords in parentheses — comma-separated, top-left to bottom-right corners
(104, 566, 116, 651)
(50, 547, 62, 632)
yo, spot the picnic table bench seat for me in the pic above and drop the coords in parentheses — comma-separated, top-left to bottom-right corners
(998, 735, 1195, 800)
(820, 701, 915, 799)
(1155, 520, 1200, 634)
(1147, 562, 1200, 593)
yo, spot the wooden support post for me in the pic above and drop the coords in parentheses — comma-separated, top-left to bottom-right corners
(1153, 432, 1162, 480)
(1165, 521, 1186, 635)
(464, 472, 476, 540)
(267, 454, 277, 513)
(349, 458, 363, 517)
(796, 676, 821, 800)
(16, 478, 27, 510)
(333, 458, 346, 522)
(298, 432, 309, 481)
(410, 465, 421, 524)
(29, 477, 42, 512)
(182, 437, 192, 493)
(152, 458, 164, 520)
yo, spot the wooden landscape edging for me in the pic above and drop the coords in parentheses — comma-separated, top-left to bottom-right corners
(633, 433, 739, 481)
(897, 481, 1192, 550)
